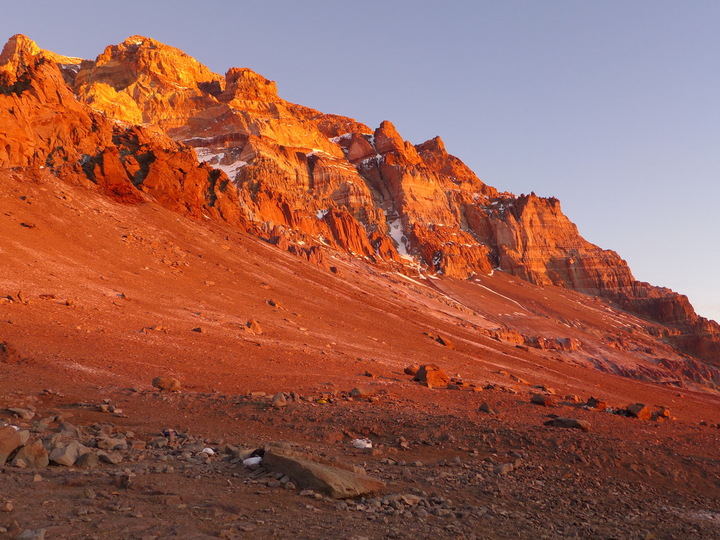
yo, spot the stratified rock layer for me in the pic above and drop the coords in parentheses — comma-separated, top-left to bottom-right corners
(1, 34, 718, 364)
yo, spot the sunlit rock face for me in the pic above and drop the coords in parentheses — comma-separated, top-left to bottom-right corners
(2, 34, 719, 363)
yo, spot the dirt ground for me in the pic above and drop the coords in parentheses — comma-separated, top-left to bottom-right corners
(1, 171, 719, 539)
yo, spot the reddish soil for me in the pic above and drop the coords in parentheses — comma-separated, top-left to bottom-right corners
(1, 171, 718, 539)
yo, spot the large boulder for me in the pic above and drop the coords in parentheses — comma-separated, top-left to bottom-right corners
(262, 449, 385, 499)
(49, 440, 90, 466)
(626, 403, 652, 420)
(10, 438, 49, 468)
(413, 364, 449, 389)
(0, 425, 22, 465)
(152, 376, 182, 392)
(544, 417, 590, 432)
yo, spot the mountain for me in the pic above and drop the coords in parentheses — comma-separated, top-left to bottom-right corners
(1, 33, 719, 378)
(1, 34, 720, 539)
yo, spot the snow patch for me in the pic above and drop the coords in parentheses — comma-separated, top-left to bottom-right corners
(329, 133, 353, 143)
(195, 147, 247, 182)
(385, 212, 413, 261)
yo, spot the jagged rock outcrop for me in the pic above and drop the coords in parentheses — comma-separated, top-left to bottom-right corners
(2, 34, 719, 364)
(0, 35, 242, 224)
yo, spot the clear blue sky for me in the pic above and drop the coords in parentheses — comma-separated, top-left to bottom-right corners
(3, 1, 719, 322)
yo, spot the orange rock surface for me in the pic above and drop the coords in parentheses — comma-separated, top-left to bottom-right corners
(2, 34, 719, 364)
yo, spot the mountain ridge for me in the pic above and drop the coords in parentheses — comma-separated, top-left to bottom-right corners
(1, 33, 719, 367)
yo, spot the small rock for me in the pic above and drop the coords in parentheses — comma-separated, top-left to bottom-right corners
(246, 319, 263, 334)
(1, 501, 13, 512)
(479, 402, 497, 414)
(494, 463, 514, 475)
(152, 376, 182, 392)
(404, 363, 420, 376)
(272, 393, 288, 409)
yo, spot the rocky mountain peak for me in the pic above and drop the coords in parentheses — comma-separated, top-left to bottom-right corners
(0, 34, 40, 64)
(222, 67, 278, 101)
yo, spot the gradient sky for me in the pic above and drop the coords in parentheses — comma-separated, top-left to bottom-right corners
(2, 1, 719, 322)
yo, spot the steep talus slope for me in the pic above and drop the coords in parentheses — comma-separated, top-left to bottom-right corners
(1, 34, 719, 367)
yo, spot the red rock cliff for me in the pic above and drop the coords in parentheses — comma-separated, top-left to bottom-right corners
(2, 34, 718, 364)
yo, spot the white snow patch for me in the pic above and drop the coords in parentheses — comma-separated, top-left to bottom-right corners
(329, 133, 353, 143)
(394, 272, 426, 287)
(385, 212, 413, 261)
(195, 147, 247, 182)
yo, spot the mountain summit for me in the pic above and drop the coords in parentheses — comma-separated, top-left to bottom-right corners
(1, 34, 719, 371)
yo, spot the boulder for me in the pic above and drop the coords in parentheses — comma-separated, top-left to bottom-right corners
(96, 436, 128, 451)
(246, 319, 263, 334)
(586, 397, 607, 411)
(262, 449, 385, 499)
(152, 376, 182, 392)
(479, 402, 497, 414)
(0, 341, 21, 364)
(7, 407, 34, 420)
(626, 403, 652, 420)
(0, 426, 23, 465)
(403, 363, 420, 376)
(349, 387, 374, 399)
(530, 394, 557, 407)
(76, 452, 100, 469)
(544, 417, 591, 432)
(413, 364, 449, 389)
(49, 440, 89, 466)
(10, 438, 49, 468)
(271, 393, 288, 409)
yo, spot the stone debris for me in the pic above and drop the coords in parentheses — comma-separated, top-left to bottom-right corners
(152, 376, 182, 392)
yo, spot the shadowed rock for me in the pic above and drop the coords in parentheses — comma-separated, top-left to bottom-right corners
(544, 417, 591, 432)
